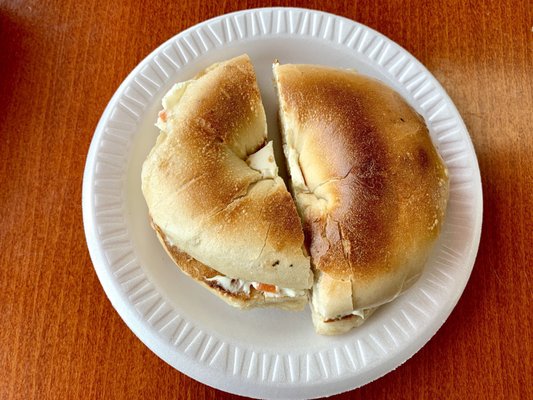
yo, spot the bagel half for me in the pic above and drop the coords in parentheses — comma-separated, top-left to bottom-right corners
(274, 63, 449, 334)
(142, 55, 312, 309)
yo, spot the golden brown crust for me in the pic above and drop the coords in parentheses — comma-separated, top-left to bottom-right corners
(149, 55, 265, 220)
(275, 63, 449, 323)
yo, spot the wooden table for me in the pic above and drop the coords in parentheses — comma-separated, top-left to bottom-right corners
(1, 1, 531, 398)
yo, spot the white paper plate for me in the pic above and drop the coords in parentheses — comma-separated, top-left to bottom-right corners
(82, 7, 482, 399)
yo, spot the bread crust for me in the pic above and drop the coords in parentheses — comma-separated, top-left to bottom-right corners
(142, 55, 312, 292)
(274, 63, 449, 329)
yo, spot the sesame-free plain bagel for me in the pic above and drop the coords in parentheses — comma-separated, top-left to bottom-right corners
(142, 55, 312, 310)
(274, 63, 449, 334)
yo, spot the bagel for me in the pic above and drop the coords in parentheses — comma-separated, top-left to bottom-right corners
(141, 55, 312, 310)
(274, 63, 449, 334)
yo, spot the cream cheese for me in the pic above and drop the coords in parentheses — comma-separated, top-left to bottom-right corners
(205, 275, 305, 298)
(313, 301, 367, 321)
(162, 81, 190, 109)
(155, 81, 191, 131)
(246, 141, 278, 179)
(205, 276, 253, 295)
(257, 284, 306, 298)
(345, 309, 365, 319)
(322, 309, 366, 321)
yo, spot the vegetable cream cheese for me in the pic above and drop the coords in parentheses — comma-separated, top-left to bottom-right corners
(205, 276, 306, 298)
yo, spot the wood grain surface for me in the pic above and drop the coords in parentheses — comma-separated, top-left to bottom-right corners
(0, 0, 531, 399)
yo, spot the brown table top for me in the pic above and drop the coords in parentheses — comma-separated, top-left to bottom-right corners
(1, 1, 531, 399)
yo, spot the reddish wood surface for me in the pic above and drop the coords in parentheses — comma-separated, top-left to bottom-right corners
(0, 1, 531, 399)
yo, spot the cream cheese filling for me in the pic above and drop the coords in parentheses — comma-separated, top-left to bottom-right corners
(155, 81, 191, 131)
(336, 309, 366, 319)
(246, 141, 278, 179)
(205, 275, 306, 298)
(318, 308, 367, 322)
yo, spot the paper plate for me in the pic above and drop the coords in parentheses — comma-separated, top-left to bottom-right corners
(82, 7, 482, 399)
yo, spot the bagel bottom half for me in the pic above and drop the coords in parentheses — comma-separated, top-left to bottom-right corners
(152, 221, 308, 311)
